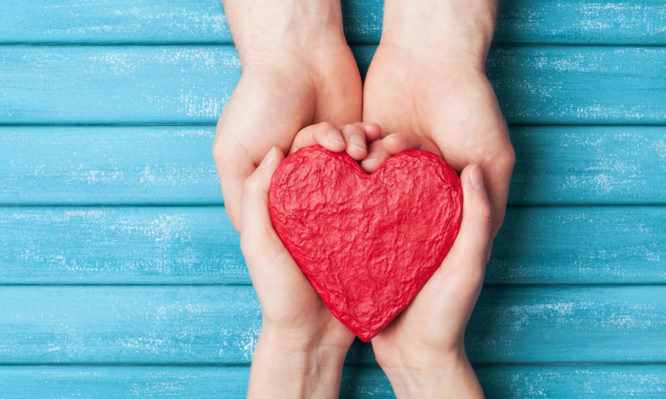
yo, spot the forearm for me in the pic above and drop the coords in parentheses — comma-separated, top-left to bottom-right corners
(381, 0, 498, 68)
(381, 349, 484, 399)
(221, 0, 346, 64)
(247, 329, 348, 399)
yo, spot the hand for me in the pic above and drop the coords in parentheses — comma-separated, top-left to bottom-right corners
(363, 0, 515, 238)
(241, 122, 380, 398)
(369, 157, 492, 399)
(213, 0, 362, 231)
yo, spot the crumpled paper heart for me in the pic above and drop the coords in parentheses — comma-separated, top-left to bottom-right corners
(269, 145, 462, 341)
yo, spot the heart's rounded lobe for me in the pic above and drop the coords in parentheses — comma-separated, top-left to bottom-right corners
(269, 145, 462, 341)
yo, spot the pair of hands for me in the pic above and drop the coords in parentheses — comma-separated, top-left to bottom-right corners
(241, 124, 490, 398)
(212, 1, 515, 397)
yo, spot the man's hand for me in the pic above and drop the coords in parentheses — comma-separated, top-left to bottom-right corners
(214, 0, 362, 231)
(363, 0, 515, 238)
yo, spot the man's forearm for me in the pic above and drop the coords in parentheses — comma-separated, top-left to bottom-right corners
(221, 0, 346, 64)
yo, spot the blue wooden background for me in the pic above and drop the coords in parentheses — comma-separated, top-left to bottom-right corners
(0, 0, 665, 397)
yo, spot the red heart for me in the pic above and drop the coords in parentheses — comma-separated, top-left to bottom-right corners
(269, 145, 462, 341)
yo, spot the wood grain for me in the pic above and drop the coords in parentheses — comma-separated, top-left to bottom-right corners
(1, 0, 663, 397)
(0, 365, 664, 398)
(1, 0, 664, 45)
(0, 206, 663, 285)
(1, 126, 664, 205)
(1, 46, 664, 124)
(0, 285, 664, 364)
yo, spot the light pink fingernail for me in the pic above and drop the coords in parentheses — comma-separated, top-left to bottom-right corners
(259, 147, 276, 168)
(327, 130, 345, 146)
(469, 164, 484, 190)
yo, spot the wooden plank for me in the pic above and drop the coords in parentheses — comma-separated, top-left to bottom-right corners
(0, 126, 221, 205)
(0, 285, 664, 364)
(0, 1, 663, 45)
(0, 206, 663, 285)
(0, 46, 663, 124)
(1, 126, 664, 205)
(0, 365, 664, 398)
(0, 207, 246, 285)
(510, 126, 666, 204)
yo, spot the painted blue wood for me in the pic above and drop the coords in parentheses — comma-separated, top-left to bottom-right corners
(1, 1, 663, 397)
(1, 0, 664, 45)
(1, 46, 664, 124)
(0, 365, 664, 398)
(0, 286, 664, 364)
(0, 206, 663, 285)
(0, 126, 220, 205)
(510, 126, 666, 204)
(1, 126, 664, 205)
(0, 126, 666, 205)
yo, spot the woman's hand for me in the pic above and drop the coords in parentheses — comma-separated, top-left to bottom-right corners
(241, 122, 380, 398)
(370, 162, 492, 399)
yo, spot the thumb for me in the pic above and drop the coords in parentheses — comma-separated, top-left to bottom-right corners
(437, 164, 493, 294)
(239, 146, 284, 260)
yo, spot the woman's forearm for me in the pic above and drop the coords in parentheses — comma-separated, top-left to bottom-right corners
(247, 328, 349, 399)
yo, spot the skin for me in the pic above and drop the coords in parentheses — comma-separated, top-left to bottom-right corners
(242, 128, 492, 398)
(217, 0, 512, 397)
(363, 0, 515, 239)
(213, 0, 364, 231)
(241, 123, 382, 398)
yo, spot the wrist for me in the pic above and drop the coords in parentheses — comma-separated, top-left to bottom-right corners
(379, 346, 484, 399)
(247, 327, 350, 399)
(380, 0, 497, 71)
(224, 0, 347, 67)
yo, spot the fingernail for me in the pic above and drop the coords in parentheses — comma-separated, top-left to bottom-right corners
(259, 147, 276, 168)
(361, 159, 375, 169)
(327, 130, 345, 146)
(350, 135, 366, 152)
(469, 164, 484, 190)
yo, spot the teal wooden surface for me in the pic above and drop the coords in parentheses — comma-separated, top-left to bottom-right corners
(1, 286, 665, 364)
(1, 207, 664, 285)
(1, 0, 665, 397)
(1, 0, 664, 45)
(1, 46, 664, 124)
(1, 126, 665, 205)
(1, 365, 665, 399)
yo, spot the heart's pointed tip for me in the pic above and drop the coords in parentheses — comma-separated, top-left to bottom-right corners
(356, 332, 375, 342)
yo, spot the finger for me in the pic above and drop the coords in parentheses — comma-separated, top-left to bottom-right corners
(361, 139, 391, 173)
(239, 147, 315, 304)
(289, 122, 346, 154)
(361, 122, 382, 141)
(361, 132, 442, 173)
(480, 147, 515, 239)
(341, 123, 368, 160)
(382, 132, 442, 157)
(240, 146, 285, 261)
(436, 164, 493, 297)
